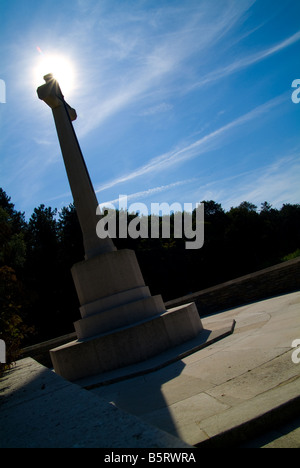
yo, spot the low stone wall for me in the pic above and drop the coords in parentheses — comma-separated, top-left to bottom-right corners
(166, 257, 300, 315)
(22, 258, 300, 366)
(21, 332, 77, 368)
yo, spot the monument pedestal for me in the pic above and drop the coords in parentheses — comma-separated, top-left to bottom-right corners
(72, 249, 167, 339)
(50, 249, 203, 381)
(50, 303, 202, 382)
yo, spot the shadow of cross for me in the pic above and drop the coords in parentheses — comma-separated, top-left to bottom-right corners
(86, 324, 235, 441)
(90, 360, 186, 438)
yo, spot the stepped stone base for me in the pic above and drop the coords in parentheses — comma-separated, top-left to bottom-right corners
(50, 248, 203, 382)
(74, 294, 166, 339)
(50, 303, 203, 382)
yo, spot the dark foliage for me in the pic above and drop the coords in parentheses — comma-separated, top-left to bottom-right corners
(0, 188, 300, 349)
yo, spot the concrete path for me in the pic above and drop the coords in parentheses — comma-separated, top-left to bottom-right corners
(0, 358, 190, 448)
(1, 291, 299, 447)
(86, 291, 300, 447)
(240, 416, 300, 448)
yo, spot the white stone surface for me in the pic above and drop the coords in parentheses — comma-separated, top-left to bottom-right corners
(50, 302, 203, 381)
(0, 358, 190, 448)
(88, 291, 300, 446)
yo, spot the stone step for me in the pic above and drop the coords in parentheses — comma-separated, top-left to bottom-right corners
(74, 294, 166, 339)
(50, 302, 203, 381)
(80, 286, 151, 318)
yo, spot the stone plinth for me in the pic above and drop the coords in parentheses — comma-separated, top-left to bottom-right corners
(71, 249, 165, 339)
(51, 248, 203, 382)
(50, 302, 203, 382)
(72, 249, 146, 306)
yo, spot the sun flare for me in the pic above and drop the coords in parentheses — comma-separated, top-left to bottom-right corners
(34, 51, 76, 97)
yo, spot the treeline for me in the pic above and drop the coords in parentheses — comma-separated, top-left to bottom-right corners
(1, 187, 300, 361)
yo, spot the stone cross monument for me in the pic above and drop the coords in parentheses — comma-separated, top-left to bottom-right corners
(37, 74, 115, 259)
(37, 74, 203, 382)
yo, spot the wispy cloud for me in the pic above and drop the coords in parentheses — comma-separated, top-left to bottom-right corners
(192, 30, 300, 89)
(75, 0, 257, 137)
(75, 17, 300, 139)
(192, 152, 300, 210)
(99, 150, 300, 213)
(224, 153, 300, 209)
(100, 179, 194, 208)
(139, 102, 173, 116)
(33, 138, 53, 146)
(96, 94, 285, 194)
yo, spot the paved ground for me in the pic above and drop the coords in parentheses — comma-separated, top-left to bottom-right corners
(1, 291, 299, 448)
(239, 416, 300, 448)
(0, 358, 190, 448)
(84, 291, 300, 447)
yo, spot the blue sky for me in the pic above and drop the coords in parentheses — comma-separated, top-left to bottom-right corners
(0, 0, 299, 218)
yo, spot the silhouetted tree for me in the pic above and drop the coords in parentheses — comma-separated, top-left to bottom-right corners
(0, 190, 33, 370)
(25, 205, 60, 340)
(1, 187, 300, 344)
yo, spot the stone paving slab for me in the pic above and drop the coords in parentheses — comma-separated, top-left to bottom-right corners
(88, 291, 300, 447)
(197, 377, 300, 447)
(1, 291, 299, 448)
(0, 358, 190, 448)
(75, 319, 235, 388)
(240, 415, 300, 448)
